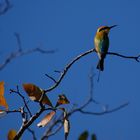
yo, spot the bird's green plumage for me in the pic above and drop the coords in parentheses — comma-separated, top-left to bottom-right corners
(94, 32, 109, 58)
(94, 26, 110, 71)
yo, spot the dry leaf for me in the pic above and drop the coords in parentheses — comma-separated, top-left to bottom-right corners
(63, 109, 70, 140)
(23, 83, 52, 107)
(0, 81, 8, 110)
(7, 129, 17, 140)
(78, 131, 89, 140)
(0, 110, 6, 118)
(37, 111, 56, 127)
(55, 94, 70, 107)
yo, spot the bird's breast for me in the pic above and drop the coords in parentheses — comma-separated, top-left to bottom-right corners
(94, 33, 109, 54)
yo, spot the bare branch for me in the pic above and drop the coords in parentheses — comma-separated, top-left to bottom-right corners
(41, 113, 63, 140)
(14, 32, 22, 51)
(20, 107, 28, 124)
(35, 48, 56, 54)
(0, 48, 56, 71)
(71, 102, 129, 116)
(41, 69, 129, 139)
(6, 110, 21, 114)
(13, 106, 45, 140)
(44, 48, 96, 93)
(45, 74, 57, 83)
(41, 123, 63, 140)
(27, 128, 37, 140)
(42, 101, 129, 140)
(44, 49, 139, 94)
(10, 86, 32, 118)
(54, 70, 62, 73)
(0, 0, 12, 16)
(0, 33, 56, 71)
(108, 52, 140, 62)
(6, 48, 137, 139)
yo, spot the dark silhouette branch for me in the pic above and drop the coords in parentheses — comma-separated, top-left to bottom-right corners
(10, 86, 32, 117)
(5, 49, 139, 140)
(6, 48, 138, 139)
(13, 106, 45, 140)
(41, 70, 129, 139)
(108, 52, 140, 62)
(6, 110, 21, 114)
(44, 48, 139, 94)
(44, 48, 96, 93)
(45, 74, 57, 83)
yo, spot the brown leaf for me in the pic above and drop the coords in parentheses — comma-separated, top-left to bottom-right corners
(0, 81, 8, 110)
(55, 94, 70, 107)
(7, 129, 17, 140)
(37, 111, 56, 127)
(23, 83, 52, 107)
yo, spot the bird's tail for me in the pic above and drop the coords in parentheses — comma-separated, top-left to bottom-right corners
(97, 59, 104, 71)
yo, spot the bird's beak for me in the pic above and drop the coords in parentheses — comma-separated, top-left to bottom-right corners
(109, 25, 117, 30)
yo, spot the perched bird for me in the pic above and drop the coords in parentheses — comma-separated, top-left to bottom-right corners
(94, 25, 117, 71)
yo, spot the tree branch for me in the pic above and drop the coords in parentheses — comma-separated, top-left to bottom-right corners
(0, 33, 56, 71)
(41, 69, 129, 139)
(13, 106, 45, 140)
(27, 128, 37, 140)
(8, 48, 138, 139)
(14, 32, 22, 52)
(108, 52, 140, 62)
(44, 48, 96, 93)
(0, 0, 12, 16)
(44, 48, 139, 94)
(45, 74, 57, 83)
(70, 102, 129, 116)
(10, 86, 32, 118)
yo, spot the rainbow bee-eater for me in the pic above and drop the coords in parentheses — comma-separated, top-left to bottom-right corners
(94, 25, 117, 71)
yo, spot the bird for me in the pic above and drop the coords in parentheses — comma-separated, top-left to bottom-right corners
(94, 25, 117, 71)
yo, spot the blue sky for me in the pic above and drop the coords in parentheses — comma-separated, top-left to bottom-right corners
(0, 0, 140, 139)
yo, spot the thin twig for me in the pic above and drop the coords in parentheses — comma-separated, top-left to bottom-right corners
(11, 48, 138, 139)
(44, 48, 96, 93)
(41, 69, 129, 139)
(0, 33, 56, 71)
(41, 123, 63, 140)
(6, 110, 21, 114)
(44, 49, 139, 94)
(72, 102, 129, 116)
(14, 32, 22, 51)
(13, 106, 45, 140)
(10, 86, 32, 117)
(0, 0, 12, 15)
(27, 128, 37, 140)
(41, 112, 64, 140)
(45, 74, 57, 83)
(108, 52, 140, 62)
(20, 107, 28, 124)
(0, 47, 56, 71)
(0, 48, 55, 70)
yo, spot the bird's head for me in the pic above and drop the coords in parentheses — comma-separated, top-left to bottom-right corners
(97, 25, 117, 34)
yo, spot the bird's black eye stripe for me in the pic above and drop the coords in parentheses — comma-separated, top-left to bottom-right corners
(99, 27, 109, 32)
